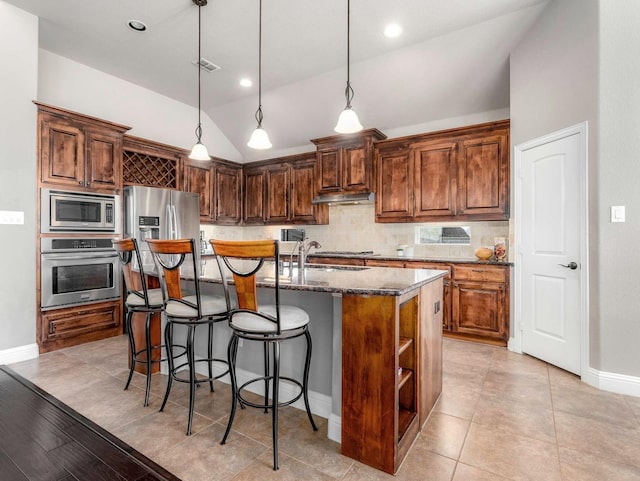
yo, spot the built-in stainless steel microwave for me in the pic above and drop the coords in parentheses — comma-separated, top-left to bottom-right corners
(41, 188, 120, 233)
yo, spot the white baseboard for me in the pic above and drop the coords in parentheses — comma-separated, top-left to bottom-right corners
(585, 367, 640, 397)
(0, 343, 39, 365)
(327, 413, 342, 443)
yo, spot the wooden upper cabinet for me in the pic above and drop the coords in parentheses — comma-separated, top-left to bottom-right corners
(184, 160, 214, 222)
(243, 165, 266, 224)
(214, 163, 242, 225)
(312, 129, 387, 196)
(375, 145, 413, 220)
(184, 159, 242, 225)
(291, 157, 326, 223)
(40, 116, 86, 188)
(36, 102, 130, 193)
(265, 163, 290, 224)
(375, 120, 509, 223)
(413, 140, 457, 220)
(242, 153, 328, 225)
(456, 132, 509, 220)
(317, 150, 341, 192)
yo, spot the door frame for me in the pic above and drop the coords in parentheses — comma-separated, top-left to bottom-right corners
(511, 122, 590, 381)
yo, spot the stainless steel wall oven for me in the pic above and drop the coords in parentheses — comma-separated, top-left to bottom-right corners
(40, 238, 121, 310)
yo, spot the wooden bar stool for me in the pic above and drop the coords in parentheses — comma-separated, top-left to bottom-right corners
(113, 238, 166, 407)
(210, 239, 318, 471)
(146, 238, 230, 435)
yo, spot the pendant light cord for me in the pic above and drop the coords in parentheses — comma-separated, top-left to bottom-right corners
(195, 2, 203, 142)
(344, 0, 355, 109)
(255, 0, 264, 127)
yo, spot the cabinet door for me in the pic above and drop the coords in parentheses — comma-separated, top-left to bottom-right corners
(40, 116, 86, 187)
(85, 128, 122, 191)
(184, 161, 214, 222)
(456, 132, 509, 219)
(452, 279, 507, 341)
(265, 164, 290, 224)
(243, 166, 266, 224)
(214, 164, 242, 225)
(413, 140, 457, 219)
(342, 145, 370, 192)
(376, 147, 413, 221)
(291, 158, 322, 223)
(317, 149, 341, 193)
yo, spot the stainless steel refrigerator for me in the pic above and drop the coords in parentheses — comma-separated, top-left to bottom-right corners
(123, 186, 200, 272)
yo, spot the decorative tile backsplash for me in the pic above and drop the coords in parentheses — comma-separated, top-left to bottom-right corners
(201, 204, 511, 260)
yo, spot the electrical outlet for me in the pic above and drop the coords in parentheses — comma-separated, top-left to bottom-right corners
(0, 210, 24, 225)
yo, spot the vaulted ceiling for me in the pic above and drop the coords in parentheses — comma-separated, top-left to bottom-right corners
(5, 0, 548, 160)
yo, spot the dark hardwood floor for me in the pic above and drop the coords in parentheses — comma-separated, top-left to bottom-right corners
(0, 366, 180, 481)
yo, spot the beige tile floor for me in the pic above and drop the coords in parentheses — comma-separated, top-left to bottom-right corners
(9, 335, 640, 481)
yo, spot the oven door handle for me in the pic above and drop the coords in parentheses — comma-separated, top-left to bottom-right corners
(41, 253, 118, 260)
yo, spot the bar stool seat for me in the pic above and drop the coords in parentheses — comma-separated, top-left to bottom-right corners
(125, 288, 164, 308)
(231, 305, 309, 332)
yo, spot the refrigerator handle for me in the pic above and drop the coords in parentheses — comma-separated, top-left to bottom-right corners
(171, 205, 178, 239)
(166, 205, 174, 240)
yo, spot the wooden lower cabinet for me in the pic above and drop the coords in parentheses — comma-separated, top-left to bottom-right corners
(341, 279, 443, 474)
(451, 265, 509, 343)
(38, 300, 122, 353)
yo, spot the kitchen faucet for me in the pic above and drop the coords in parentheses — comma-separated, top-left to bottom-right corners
(298, 239, 321, 271)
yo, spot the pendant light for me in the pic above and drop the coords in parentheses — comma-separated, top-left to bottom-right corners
(189, 0, 211, 161)
(247, 0, 272, 149)
(334, 0, 363, 134)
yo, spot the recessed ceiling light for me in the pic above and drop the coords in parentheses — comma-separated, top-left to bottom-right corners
(239, 78, 253, 87)
(127, 20, 147, 32)
(383, 23, 402, 38)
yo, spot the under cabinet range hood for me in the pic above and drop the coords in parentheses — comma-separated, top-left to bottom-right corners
(311, 191, 375, 205)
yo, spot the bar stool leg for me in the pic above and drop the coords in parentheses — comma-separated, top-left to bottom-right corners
(272, 340, 280, 471)
(160, 322, 174, 412)
(144, 312, 153, 407)
(303, 330, 318, 431)
(186, 324, 196, 436)
(208, 321, 215, 392)
(263, 341, 270, 413)
(124, 310, 136, 391)
(221, 334, 239, 444)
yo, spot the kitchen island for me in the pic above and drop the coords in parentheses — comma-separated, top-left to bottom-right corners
(194, 261, 445, 474)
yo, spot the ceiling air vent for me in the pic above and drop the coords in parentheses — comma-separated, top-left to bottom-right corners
(192, 57, 221, 73)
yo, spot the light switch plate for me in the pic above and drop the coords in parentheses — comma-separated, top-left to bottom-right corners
(0, 210, 24, 225)
(611, 205, 625, 223)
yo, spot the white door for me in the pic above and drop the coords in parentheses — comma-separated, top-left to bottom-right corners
(515, 123, 588, 375)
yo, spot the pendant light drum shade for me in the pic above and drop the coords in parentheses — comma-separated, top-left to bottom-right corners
(189, 0, 211, 161)
(334, 0, 363, 134)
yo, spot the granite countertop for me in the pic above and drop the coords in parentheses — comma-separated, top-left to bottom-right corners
(196, 260, 446, 296)
(308, 252, 513, 266)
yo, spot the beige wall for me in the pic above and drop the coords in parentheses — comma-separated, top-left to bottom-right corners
(511, 0, 640, 378)
(0, 3, 38, 353)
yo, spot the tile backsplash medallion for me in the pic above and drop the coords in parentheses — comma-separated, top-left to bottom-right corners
(202, 204, 511, 260)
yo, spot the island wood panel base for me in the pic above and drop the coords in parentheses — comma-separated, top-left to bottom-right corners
(128, 311, 162, 374)
(341, 279, 443, 474)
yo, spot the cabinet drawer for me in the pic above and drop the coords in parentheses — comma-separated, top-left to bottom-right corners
(453, 265, 506, 283)
(405, 262, 451, 279)
(41, 301, 121, 341)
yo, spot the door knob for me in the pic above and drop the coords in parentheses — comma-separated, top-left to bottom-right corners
(558, 261, 578, 270)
